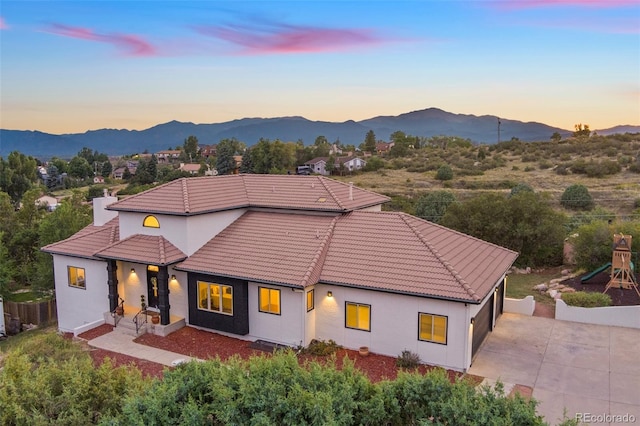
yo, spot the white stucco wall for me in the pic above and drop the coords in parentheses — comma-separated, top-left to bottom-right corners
(358, 204, 383, 212)
(117, 209, 246, 256)
(117, 261, 188, 320)
(52, 254, 109, 333)
(247, 282, 305, 347)
(313, 284, 469, 371)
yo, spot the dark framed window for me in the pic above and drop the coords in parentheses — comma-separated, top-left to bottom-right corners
(259, 287, 281, 315)
(345, 302, 370, 331)
(68, 266, 86, 289)
(418, 313, 447, 344)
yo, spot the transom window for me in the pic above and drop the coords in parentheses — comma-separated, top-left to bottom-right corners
(198, 281, 233, 315)
(419, 313, 447, 344)
(259, 287, 281, 315)
(306, 289, 314, 312)
(345, 302, 370, 331)
(68, 266, 86, 289)
(143, 215, 160, 228)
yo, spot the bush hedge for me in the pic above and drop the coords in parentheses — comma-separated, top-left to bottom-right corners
(562, 291, 612, 307)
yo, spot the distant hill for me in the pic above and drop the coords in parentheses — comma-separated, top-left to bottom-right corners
(1, 107, 634, 158)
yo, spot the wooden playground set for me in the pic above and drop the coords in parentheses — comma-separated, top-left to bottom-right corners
(581, 233, 640, 298)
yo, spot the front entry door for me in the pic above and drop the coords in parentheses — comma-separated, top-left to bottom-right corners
(147, 266, 159, 309)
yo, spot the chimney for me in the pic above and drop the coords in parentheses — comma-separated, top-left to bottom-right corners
(349, 182, 354, 201)
(93, 192, 118, 226)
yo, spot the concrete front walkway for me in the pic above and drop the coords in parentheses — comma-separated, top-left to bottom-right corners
(89, 332, 197, 366)
(469, 313, 640, 426)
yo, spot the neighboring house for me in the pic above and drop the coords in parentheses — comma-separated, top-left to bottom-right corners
(200, 144, 217, 159)
(36, 195, 59, 212)
(304, 157, 328, 175)
(93, 176, 105, 184)
(112, 167, 126, 180)
(156, 150, 181, 163)
(336, 156, 366, 173)
(376, 142, 394, 155)
(42, 174, 517, 372)
(179, 163, 201, 175)
(305, 157, 366, 175)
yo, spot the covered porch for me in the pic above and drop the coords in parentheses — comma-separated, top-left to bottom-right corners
(94, 234, 188, 333)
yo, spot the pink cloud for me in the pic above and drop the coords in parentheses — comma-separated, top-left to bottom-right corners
(0, 16, 8, 30)
(47, 23, 156, 57)
(197, 23, 389, 55)
(491, 0, 637, 10)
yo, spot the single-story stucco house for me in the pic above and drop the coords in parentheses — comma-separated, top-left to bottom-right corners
(42, 174, 517, 371)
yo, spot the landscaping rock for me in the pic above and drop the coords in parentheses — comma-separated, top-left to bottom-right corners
(549, 278, 563, 285)
(548, 289, 558, 298)
(533, 283, 548, 292)
(561, 269, 571, 276)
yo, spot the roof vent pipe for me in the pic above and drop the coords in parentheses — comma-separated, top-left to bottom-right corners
(349, 182, 354, 201)
(103, 188, 108, 197)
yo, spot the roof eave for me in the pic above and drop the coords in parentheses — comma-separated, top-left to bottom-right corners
(318, 280, 482, 304)
(94, 253, 187, 266)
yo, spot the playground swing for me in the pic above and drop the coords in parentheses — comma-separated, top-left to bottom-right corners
(601, 234, 640, 297)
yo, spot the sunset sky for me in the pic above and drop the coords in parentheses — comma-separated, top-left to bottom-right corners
(1, 0, 638, 134)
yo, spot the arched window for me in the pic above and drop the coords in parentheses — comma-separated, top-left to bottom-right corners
(143, 215, 160, 228)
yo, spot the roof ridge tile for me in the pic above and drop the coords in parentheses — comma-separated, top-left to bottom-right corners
(318, 176, 345, 210)
(181, 178, 190, 213)
(300, 216, 338, 287)
(158, 236, 166, 265)
(399, 213, 480, 301)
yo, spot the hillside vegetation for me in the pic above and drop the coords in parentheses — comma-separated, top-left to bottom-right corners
(334, 134, 640, 217)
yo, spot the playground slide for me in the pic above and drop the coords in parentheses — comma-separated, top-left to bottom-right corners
(581, 262, 612, 283)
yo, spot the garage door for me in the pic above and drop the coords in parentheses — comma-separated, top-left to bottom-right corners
(494, 281, 504, 322)
(472, 296, 493, 358)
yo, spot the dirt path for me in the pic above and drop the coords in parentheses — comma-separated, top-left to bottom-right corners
(533, 302, 554, 318)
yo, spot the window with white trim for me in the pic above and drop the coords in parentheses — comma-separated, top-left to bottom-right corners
(197, 281, 233, 315)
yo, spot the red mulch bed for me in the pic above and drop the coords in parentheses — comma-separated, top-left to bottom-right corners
(135, 326, 481, 384)
(561, 270, 640, 306)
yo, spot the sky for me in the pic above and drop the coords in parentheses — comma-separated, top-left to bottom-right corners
(1, 0, 639, 135)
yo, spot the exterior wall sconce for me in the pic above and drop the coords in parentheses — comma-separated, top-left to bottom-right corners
(327, 291, 333, 298)
(170, 275, 177, 281)
(130, 268, 136, 274)
(470, 317, 475, 324)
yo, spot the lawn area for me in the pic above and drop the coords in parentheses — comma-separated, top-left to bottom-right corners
(0, 325, 57, 352)
(506, 267, 570, 306)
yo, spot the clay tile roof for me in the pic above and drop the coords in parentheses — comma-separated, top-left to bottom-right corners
(107, 174, 388, 215)
(95, 234, 187, 266)
(41, 217, 120, 260)
(176, 211, 337, 287)
(321, 211, 518, 302)
(177, 210, 518, 302)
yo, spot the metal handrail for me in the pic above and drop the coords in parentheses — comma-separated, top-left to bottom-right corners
(133, 308, 148, 334)
(111, 297, 125, 327)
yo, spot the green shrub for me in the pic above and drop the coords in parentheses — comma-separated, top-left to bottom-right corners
(562, 291, 612, 307)
(435, 164, 453, 181)
(561, 184, 594, 211)
(396, 350, 421, 369)
(304, 339, 341, 356)
(415, 191, 456, 223)
(0, 333, 147, 425)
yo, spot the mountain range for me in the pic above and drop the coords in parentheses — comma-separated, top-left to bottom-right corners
(1, 108, 637, 159)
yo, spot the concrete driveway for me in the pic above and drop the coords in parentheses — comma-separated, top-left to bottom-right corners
(469, 313, 640, 426)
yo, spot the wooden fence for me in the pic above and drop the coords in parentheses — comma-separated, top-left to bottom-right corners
(2, 299, 57, 326)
